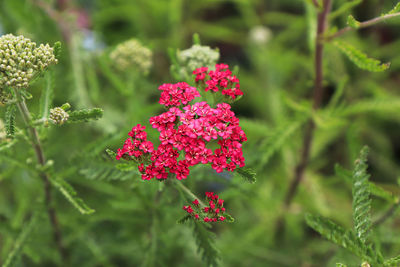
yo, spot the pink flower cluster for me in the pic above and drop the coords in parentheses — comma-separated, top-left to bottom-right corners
(115, 63, 247, 181)
(183, 192, 227, 222)
(158, 82, 200, 107)
(193, 63, 243, 100)
(116, 124, 154, 160)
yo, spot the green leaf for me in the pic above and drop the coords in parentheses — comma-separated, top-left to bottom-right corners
(385, 255, 400, 266)
(192, 33, 201, 45)
(39, 71, 54, 120)
(67, 108, 103, 123)
(333, 40, 390, 72)
(259, 115, 308, 166)
(5, 104, 16, 139)
(336, 264, 348, 267)
(329, 0, 362, 19)
(347, 15, 360, 28)
(49, 176, 95, 214)
(3, 212, 38, 267)
(382, 2, 400, 16)
(305, 213, 367, 260)
(53, 41, 62, 60)
(234, 167, 256, 184)
(352, 146, 371, 243)
(177, 215, 191, 224)
(192, 222, 221, 267)
(115, 163, 136, 172)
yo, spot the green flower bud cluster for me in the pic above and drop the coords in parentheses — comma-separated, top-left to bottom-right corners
(110, 39, 152, 74)
(176, 44, 220, 77)
(49, 107, 69, 125)
(0, 34, 58, 90)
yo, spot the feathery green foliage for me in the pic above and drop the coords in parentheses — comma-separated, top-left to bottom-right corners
(5, 104, 16, 139)
(329, 0, 363, 19)
(385, 255, 400, 266)
(234, 167, 256, 184)
(352, 147, 371, 243)
(382, 2, 400, 16)
(49, 176, 95, 214)
(3, 211, 38, 267)
(333, 40, 390, 72)
(347, 15, 360, 28)
(67, 108, 103, 123)
(192, 222, 221, 267)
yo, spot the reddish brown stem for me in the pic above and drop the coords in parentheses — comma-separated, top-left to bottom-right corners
(275, 0, 332, 239)
(15, 92, 67, 261)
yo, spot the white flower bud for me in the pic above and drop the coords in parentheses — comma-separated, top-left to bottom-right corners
(110, 39, 152, 74)
(49, 107, 69, 125)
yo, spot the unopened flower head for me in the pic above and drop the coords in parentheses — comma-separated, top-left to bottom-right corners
(177, 44, 219, 78)
(0, 34, 58, 89)
(49, 107, 69, 125)
(110, 39, 152, 74)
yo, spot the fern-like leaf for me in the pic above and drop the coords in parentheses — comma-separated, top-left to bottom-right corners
(49, 176, 95, 214)
(234, 167, 256, 184)
(192, 222, 221, 267)
(329, 0, 362, 19)
(3, 212, 38, 267)
(382, 2, 400, 16)
(259, 115, 307, 167)
(333, 40, 390, 72)
(352, 146, 371, 243)
(5, 104, 16, 139)
(347, 15, 360, 28)
(305, 213, 368, 260)
(177, 215, 191, 224)
(67, 108, 103, 123)
(384, 255, 400, 266)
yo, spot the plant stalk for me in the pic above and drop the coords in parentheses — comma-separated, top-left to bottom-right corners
(275, 0, 332, 238)
(14, 91, 67, 261)
(175, 182, 207, 207)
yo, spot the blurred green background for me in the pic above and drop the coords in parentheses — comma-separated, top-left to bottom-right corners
(1, 0, 400, 266)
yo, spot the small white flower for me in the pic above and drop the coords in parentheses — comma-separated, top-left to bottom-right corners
(249, 25, 272, 45)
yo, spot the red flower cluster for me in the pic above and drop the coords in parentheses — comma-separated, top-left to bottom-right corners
(193, 63, 243, 100)
(183, 192, 227, 222)
(158, 82, 200, 107)
(116, 124, 154, 160)
(116, 63, 247, 181)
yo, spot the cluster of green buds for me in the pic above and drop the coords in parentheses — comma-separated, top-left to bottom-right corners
(49, 107, 69, 125)
(175, 44, 220, 79)
(0, 34, 58, 90)
(110, 39, 152, 74)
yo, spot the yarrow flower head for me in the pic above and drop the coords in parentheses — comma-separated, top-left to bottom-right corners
(49, 107, 69, 125)
(0, 34, 58, 90)
(193, 63, 243, 100)
(182, 192, 230, 223)
(175, 44, 219, 79)
(116, 63, 246, 181)
(110, 39, 152, 74)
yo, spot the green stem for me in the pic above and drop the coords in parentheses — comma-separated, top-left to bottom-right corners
(13, 89, 67, 262)
(175, 181, 207, 207)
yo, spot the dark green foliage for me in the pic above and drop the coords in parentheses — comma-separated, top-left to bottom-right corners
(67, 108, 103, 123)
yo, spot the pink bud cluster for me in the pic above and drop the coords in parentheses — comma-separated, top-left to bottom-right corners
(193, 63, 243, 100)
(183, 192, 227, 222)
(115, 63, 247, 181)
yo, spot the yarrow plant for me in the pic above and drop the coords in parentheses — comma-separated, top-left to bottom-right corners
(115, 63, 247, 181)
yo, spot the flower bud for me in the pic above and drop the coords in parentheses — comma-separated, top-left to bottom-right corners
(49, 107, 69, 125)
(110, 39, 152, 74)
